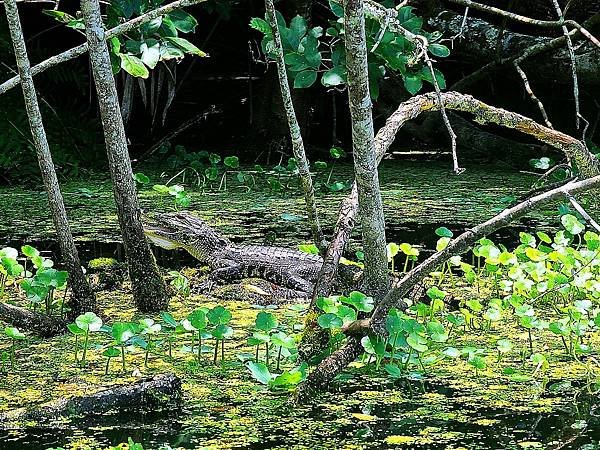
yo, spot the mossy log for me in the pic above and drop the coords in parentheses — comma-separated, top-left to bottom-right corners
(0, 303, 66, 338)
(0, 373, 182, 427)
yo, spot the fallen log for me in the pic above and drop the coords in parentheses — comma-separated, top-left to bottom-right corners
(0, 303, 66, 338)
(0, 373, 182, 427)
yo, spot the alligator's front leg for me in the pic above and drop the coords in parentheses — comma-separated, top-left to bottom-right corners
(272, 270, 314, 294)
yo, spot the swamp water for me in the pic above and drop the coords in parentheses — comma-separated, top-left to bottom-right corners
(1, 161, 597, 450)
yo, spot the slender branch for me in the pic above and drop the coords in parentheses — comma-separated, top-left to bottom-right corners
(513, 62, 553, 128)
(567, 194, 600, 232)
(0, 0, 208, 96)
(552, 0, 581, 131)
(447, 0, 600, 48)
(265, 0, 324, 250)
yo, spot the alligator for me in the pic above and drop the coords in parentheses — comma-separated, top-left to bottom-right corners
(144, 212, 360, 298)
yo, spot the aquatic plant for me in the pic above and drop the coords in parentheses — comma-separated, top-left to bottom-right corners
(207, 305, 233, 365)
(0, 247, 23, 297)
(110, 322, 137, 372)
(71, 311, 103, 366)
(138, 318, 162, 367)
(169, 270, 191, 298)
(3, 326, 25, 369)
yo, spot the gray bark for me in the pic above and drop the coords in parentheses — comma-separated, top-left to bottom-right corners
(265, 0, 324, 250)
(344, 0, 389, 300)
(3, 0, 97, 319)
(429, 10, 600, 84)
(0, 373, 182, 426)
(81, 0, 169, 312)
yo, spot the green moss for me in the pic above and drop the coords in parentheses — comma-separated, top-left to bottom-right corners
(88, 258, 120, 270)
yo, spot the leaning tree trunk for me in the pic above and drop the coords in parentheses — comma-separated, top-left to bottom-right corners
(344, 0, 389, 299)
(4, 0, 97, 318)
(265, 0, 324, 249)
(80, 0, 169, 312)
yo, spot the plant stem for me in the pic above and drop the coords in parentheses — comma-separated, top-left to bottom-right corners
(197, 331, 202, 363)
(105, 357, 110, 375)
(121, 345, 126, 372)
(276, 346, 282, 371)
(82, 330, 89, 366)
(265, 343, 269, 367)
(213, 340, 218, 364)
(221, 339, 225, 366)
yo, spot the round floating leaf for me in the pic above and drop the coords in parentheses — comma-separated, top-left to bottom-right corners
(188, 309, 207, 330)
(496, 339, 513, 354)
(212, 324, 234, 340)
(561, 214, 585, 235)
(75, 312, 103, 332)
(224, 156, 240, 169)
(317, 313, 343, 329)
(255, 311, 278, 331)
(103, 346, 120, 358)
(341, 291, 374, 313)
(111, 322, 135, 344)
(387, 242, 400, 261)
(407, 333, 428, 353)
(207, 305, 232, 325)
(271, 331, 295, 349)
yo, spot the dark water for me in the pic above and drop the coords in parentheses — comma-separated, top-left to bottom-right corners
(1, 380, 599, 449)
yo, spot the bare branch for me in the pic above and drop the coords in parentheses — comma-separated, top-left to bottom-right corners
(551, 0, 581, 131)
(447, 0, 600, 49)
(513, 61, 553, 128)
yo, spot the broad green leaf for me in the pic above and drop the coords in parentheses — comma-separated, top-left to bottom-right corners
(165, 37, 207, 57)
(119, 54, 149, 79)
(293, 69, 317, 88)
(247, 361, 272, 385)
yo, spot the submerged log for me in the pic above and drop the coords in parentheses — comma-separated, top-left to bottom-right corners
(0, 303, 66, 338)
(0, 373, 182, 427)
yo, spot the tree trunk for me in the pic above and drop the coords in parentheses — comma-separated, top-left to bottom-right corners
(344, 0, 389, 299)
(265, 0, 324, 249)
(4, 0, 97, 319)
(80, 0, 169, 312)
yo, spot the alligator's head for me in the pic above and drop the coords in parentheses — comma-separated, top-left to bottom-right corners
(144, 212, 230, 262)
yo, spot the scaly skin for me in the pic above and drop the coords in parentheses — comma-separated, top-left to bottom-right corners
(144, 212, 345, 295)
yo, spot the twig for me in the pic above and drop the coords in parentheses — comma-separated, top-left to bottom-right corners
(513, 62, 553, 128)
(552, 0, 581, 130)
(567, 194, 600, 232)
(447, 0, 600, 49)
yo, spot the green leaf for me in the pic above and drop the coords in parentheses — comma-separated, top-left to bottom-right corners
(341, 291, 374, 313)
(561, 214, 585, 235)
(133, 172, 150, 184)
(167, 10, 198, 33)
(317, 313, 343, 329)
(435, 227, 453, 238)
(165, 37, 207, 57)
(207, 305, 232, 325)
(21, 245, 39, 258)
(140, 42, 160, 69)
(403, 75, 422, 95)
(111, 322, 135, 344)
(188, 309, 207, 330)
(293, 70, 317, 88)
(428, 43, 450, 57)
(384, 363, 402, 378)
(103, 346, 120, 358)
(255, 311, 278, 331)
(468, 355, 486, 370)
(247, 361, 273, 385)
(119, 54, 149, 79)
(75, 312, 103, 332)
(298, 243, 319, 255)
(407, 333, 428, 352)
(321, 66, 345, 87)
(212, 324, 234, 340)
(250, 17, 272, 37)
(224, 156, 240, 169)
(4, 327, 25, 340)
